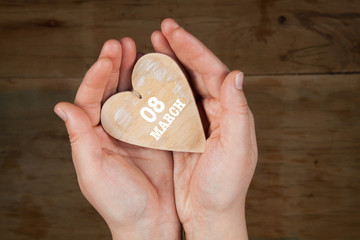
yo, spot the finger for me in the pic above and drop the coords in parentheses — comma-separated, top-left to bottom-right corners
(118, 37, 137, 92)
(219, 71, 252, 152)
(54, 102, 102, 174)
(75, 57, 113, 126)
(151, 30, 176, 59)
(161, 18, 229, 99)
(151, 30, 190, 82)
(99, 39, 122, 102)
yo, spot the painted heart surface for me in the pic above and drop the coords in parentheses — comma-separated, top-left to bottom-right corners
(101, 53, 206, 152)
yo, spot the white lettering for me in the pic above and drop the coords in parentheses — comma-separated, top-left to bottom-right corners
(169, 107, 179, 116)
(159, 120, 170, 131)
(150, 126, 164, 141)
(163, 113, 175, 124)
(149, 98, 187, 141)
(140, 97, 165, 122)
(148, 97, 165, 113)
(140, 107, 156, 122)
(173, 99, 186, 111)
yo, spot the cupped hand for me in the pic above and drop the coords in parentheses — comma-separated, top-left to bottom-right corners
(54, 38, 180, 240)
(151, 19, 258, 240)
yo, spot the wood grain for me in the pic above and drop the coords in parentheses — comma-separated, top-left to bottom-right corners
(1, 0, 360, 78)
(0, 78, 110, 239)
(101, 53, 205, 152)
(0, 75, 359, 239)
(1, 1, 359, 239)
(245, 74, 360, 239)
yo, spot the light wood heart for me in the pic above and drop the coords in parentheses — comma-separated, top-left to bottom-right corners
(101, 53, 206, 152)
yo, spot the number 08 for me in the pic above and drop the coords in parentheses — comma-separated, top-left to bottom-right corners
(140, 97, 165, 122)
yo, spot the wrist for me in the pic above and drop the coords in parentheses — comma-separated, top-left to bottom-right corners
(110, 219, 181, 240)
(182, 208, 248, 240)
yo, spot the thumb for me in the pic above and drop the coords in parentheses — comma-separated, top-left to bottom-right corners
(54, 102, 102, 173)
(219, 71, 252, 150)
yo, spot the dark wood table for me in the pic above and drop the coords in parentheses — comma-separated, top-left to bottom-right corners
(1, 0, 359, 239)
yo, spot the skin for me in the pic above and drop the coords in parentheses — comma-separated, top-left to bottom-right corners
(151, 19, 258, 240)
(55, 18, 257, 240)
(54, 38, 180, 240)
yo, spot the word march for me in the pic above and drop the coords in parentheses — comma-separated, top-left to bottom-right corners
(140, 98, 186, 141)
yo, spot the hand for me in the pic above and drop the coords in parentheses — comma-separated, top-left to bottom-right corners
(54, 38, 180, 240)
(151, 19, 258, 239)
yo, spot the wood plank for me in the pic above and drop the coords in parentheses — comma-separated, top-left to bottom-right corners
(0, 74, 359, 239)
(245, 74, 360, 239)
(0, 79, 111, 239)
(101, 53, 206, 152)
(1, 0, 360, 78)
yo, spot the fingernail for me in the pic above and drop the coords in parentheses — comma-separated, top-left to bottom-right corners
(235, 72, 244, 90)
(54, 107, 66, 121)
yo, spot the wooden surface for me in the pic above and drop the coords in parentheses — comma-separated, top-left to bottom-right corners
(1, 0, 360, 78)
(101, 53, 205, 152)
(0, 0, 359, 239)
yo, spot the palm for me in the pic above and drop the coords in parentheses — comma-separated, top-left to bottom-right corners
(56, 38, 179, 234)
(151, 18, 257, 227)
(84, 125, 174, 226)
(173, 94, 249, 222)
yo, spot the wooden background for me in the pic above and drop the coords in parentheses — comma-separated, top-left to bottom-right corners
(1, 0, 359, 239)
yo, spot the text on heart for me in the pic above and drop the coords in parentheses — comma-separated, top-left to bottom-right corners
(140, 97, 186, 141)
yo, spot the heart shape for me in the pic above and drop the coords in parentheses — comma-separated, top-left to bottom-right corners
(101, 53, 205, 152)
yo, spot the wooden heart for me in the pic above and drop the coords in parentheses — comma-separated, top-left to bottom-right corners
(101, 53, 206, 152)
